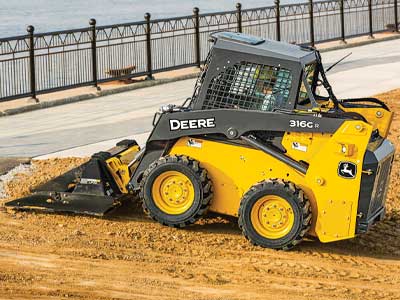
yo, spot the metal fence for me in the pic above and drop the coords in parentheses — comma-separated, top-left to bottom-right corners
(0, 0, 399, 102)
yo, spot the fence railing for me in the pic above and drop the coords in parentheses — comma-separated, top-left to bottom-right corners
(0, 0, 399, 102)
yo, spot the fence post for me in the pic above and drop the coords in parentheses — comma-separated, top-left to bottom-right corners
(27, 25, 38, 102)
(340, 0, 346, 43)
(368, 0, 374, 38)
(89, 19, 100, 90)
(395, 0, 399, 33)
(275, 0, 281, 41)
(236, 3, 242, 33)
(309, 0, 315, 46)
(193, 7, 201, 68)
(144, 13, 154, 80)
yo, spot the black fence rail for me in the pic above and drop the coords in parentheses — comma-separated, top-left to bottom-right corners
(0, 0, 399, 102)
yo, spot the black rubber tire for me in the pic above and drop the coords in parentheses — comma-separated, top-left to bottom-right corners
(238, 179, 312, 250)
(139, 155, 213, 228)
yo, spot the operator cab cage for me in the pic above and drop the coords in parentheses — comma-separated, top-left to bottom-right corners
(190, 31, 320, 112)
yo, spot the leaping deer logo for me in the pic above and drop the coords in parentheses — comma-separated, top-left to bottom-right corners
(338, 162, 356, 178)
(341, 163, 354, 177)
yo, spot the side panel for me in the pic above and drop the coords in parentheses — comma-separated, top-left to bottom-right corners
(304, 120, 372, 241)
(281, 132, 332, 163)
(168, 120, 372, 243)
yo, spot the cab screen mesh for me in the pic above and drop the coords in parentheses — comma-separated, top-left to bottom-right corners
(202, 62, 292, 111)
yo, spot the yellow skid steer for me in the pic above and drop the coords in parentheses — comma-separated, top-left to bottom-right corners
(7, 32, 394, 250)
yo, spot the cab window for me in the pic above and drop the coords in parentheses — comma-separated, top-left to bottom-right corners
(203, 61, 293, 111)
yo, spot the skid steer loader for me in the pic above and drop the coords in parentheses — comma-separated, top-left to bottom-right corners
(6, 32, 395, 250)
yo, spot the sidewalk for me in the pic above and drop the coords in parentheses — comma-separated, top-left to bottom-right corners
(1, 32, 399, 117)
(0, 67, 200, 116)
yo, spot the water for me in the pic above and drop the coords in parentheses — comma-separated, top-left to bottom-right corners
(0, 0, 302, 37)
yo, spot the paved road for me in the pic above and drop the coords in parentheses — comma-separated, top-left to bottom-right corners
(2, 38, 400, 157)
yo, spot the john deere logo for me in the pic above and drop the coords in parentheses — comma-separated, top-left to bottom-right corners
(169, 118, 215, 131)
(338, 162, 357, 179)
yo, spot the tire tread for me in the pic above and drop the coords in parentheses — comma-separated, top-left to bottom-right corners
(238, 179, 312, 250)
(139, 155, 213, 228)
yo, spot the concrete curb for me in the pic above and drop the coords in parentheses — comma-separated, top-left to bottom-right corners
(318, 33, 400, 53)
(1, 33, 399, 118)
(0, 73, 200, 117)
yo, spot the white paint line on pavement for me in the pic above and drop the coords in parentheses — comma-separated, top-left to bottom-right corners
(34, 132, 150, 159)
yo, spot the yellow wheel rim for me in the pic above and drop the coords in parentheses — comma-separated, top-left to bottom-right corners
(151, 171, 195, 215)
(250, 195, 295, 239)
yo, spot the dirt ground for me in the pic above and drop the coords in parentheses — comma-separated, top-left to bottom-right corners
(1, 91, 400, 300)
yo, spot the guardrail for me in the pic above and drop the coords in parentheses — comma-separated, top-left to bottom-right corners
(0, 0, 398, 102)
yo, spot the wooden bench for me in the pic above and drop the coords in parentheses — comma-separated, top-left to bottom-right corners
(106, 65, 136, 82)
